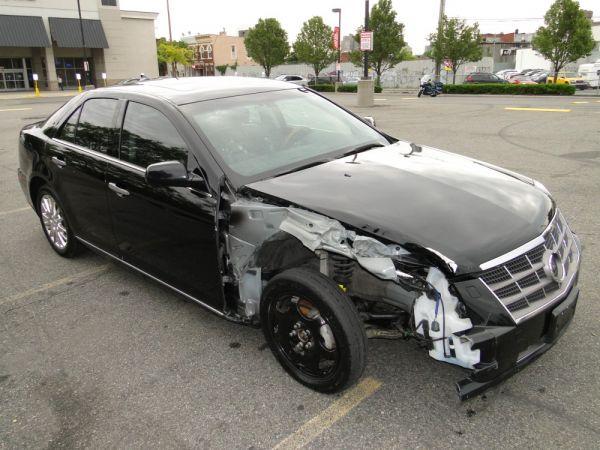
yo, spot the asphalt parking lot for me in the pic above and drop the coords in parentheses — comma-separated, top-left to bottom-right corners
(1, 92, 599, 449)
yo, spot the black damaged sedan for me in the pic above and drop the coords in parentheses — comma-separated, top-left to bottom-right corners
(18, 77, 581, 398)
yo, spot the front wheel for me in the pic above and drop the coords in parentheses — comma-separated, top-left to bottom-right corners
(37, 188, 81, 257)
(260, 267, 367, 393)
(417, 89, 423, 97)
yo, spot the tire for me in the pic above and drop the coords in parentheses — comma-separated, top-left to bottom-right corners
(260, 267, 367, 393)
(36, 187, 81, 257)
(417, 89, 422, 97)
(431, 91, 438, 97)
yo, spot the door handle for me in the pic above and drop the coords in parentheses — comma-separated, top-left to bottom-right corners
(108, 182, 130, 197)
(51, 156, 67, 168)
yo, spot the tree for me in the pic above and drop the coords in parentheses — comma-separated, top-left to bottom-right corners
(294, 16, 337, 78)
(349, 0, 407, 85)
(215, 64, 228, 76)
(245, 18, 289, 78)
(157, 38, 193, 77)
(532, 0, 595, 83)
(428, 17, 482, 84)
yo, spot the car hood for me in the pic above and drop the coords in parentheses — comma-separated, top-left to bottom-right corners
(246, 143, 554, 275)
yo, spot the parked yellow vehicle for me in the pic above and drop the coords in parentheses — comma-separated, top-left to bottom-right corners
(546, 72, 590, 90)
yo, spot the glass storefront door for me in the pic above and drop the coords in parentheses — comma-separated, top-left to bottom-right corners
(0, 58, 28, 91)
(55, 57, 94, 89)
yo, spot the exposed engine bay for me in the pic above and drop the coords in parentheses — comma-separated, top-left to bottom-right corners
(218, 193, 481, 373)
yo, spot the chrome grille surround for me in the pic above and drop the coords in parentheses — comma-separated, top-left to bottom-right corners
(478, 210, 580, 324)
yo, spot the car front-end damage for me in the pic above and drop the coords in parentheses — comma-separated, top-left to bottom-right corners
(216, 184, 581, 399)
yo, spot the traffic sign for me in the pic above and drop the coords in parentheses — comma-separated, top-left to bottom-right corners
(360, 31, 373, 51)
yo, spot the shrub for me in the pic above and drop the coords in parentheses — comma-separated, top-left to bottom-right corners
(442, 83, 575, 95)
(310, 84, 335, 92)
(328, 84, 383, 93)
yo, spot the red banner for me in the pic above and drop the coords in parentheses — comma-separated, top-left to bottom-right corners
(333, 26, 340, 50)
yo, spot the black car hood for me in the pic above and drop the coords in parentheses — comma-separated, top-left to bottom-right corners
(246, 143, 553, 275)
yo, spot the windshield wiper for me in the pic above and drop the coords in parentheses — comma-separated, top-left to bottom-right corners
(272, 142, 386, 178)
(339, 142, 385, 158)
(273, 159, 331, 178)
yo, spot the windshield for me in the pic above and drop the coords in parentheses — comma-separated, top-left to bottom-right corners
(182, 88, 388, 186)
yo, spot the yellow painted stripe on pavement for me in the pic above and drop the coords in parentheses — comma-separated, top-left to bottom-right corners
(572, 101, 589, 104)
(0, 207, 31, 217)
(273, 377, 382, 450)
(401, 97, 418, 100)
(505, 107, 571, 112)
(0, 107, 33, 112)
(0, 265, 110, 307)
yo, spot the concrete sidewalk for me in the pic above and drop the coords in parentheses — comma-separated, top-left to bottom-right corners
(0, 90, 78, 101)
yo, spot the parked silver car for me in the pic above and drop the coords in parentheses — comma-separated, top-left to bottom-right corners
(274, 75, 308, 86)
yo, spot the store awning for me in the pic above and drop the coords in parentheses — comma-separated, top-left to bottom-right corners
(48, 17, 108, 48)
(0, 15, 51, 47)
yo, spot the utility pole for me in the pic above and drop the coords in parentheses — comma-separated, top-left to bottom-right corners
(332, 8, 341, 83)
(363, 0, 369, 79)
(166, 0, 173, 41)
(76, 0, 88, 87)
(434, 0, 446, 82)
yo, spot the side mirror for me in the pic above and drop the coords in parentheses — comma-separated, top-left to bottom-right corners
(363, 116, 376, 127)
(145, 160, 207, 190)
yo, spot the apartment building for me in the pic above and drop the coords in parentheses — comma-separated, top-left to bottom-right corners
(182, 30, 255, 76)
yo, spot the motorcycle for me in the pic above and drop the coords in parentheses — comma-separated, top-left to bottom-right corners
(418, 81, 443, 97)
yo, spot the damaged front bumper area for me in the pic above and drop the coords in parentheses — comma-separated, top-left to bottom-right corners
(456, 283, 579, 400)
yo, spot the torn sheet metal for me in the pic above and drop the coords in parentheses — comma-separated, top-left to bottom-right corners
(425, 247, 458, 274)
(279, 208, 408, 281)
(228, 200, 410, 282)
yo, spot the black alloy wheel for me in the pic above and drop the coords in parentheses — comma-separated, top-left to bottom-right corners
(260, 267, 367, 393)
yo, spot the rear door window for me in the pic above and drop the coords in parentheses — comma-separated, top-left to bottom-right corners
(119, 101, 188, 168)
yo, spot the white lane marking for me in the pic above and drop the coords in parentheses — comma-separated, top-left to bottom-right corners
(0, 108, 33, 112)
(0, 207, 31, 217)
(0, 265, 111, 307)
(272, 377, 382, 449)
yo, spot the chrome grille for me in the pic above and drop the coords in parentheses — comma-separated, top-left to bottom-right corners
(478, 210, 580, 323)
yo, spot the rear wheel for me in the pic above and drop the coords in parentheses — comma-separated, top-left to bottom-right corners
(37, 188, 81, 257)
(260, 267, 367, 393)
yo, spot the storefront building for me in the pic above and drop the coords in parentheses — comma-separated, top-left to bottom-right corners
(0, 0, 158, 91)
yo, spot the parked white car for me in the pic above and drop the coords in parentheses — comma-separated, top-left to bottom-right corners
(495, 69, 519, 80)
(274, 75, 308, 86)
(578, 61, 600, 88)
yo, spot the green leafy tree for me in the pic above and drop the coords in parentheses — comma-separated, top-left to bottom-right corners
(245, 18, 289, 78)
(215, 64, 228, 76)
(349, 0, 407, 85)
(532, 0, 595, 82)
(428, 17, 482, 84)
(157, 38, 194, 76)
(294, 16, 337, 78)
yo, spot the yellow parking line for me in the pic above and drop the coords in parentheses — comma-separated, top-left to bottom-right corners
(273, 377, 382, 450)
(401, 97, 418, 100)
(572, 101, 589, 104)
(0, 107, 33, 112)
(0, 206, 31, 217)
(0, 265, 110, 307)
(505, 107, 571, 112)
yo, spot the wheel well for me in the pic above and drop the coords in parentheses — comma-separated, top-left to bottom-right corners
(29, 177, 46, 212)
(254, 232, 318, 280)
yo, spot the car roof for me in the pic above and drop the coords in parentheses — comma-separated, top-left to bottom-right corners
(96, 76, 297, 105)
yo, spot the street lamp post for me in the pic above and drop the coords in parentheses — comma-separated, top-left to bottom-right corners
(332, 8, 341, 83)
(363, 0, 369, 80)
(76, 0, 88, 87)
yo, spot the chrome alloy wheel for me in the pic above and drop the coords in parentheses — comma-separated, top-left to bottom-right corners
(40, 194, 68, 250)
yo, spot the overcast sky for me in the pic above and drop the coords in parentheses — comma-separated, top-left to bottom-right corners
(120, 0, 599, 54)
